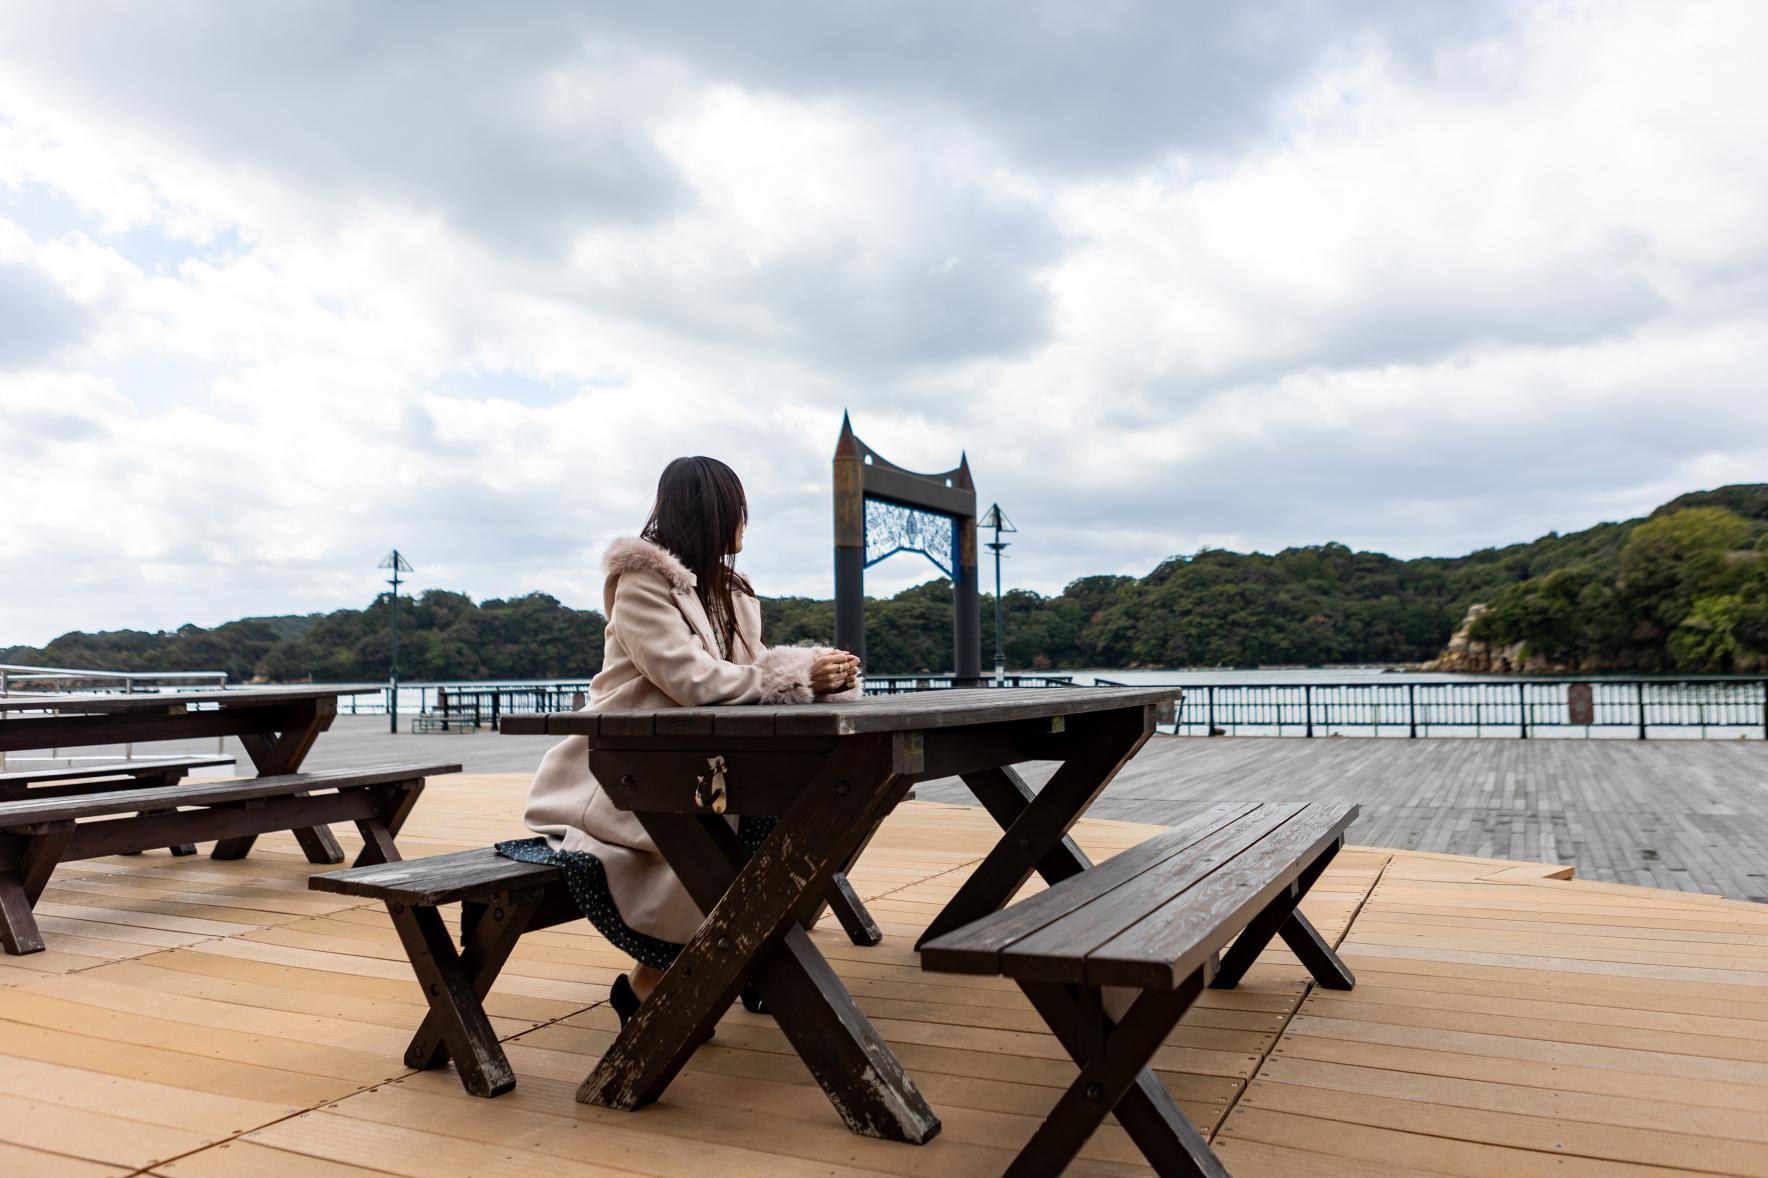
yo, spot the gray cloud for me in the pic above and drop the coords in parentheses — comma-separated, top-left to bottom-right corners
(1, 5, 691, 253)
(0, 263, 91, 369)
(2, 1, 1765, 645)
(587, 1, 1518, 172)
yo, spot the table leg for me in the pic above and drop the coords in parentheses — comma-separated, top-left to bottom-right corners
(213, 698, 343, 863)
(579, 735, 939, 1143)
(806, 810, 889, 945)
(917, 706, 1152, 948)
(351, 781, 424, 868)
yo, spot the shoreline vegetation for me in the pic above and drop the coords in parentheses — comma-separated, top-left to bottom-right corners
(7, 484, 1766, 680)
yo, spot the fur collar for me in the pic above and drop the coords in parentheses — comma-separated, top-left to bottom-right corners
(603, 536, 697, 593)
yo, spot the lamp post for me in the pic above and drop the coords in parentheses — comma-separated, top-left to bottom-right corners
(378, 550, 413, 734)
(978, 504, 1015, 683)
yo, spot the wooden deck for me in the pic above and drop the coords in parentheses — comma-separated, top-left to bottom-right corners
(920, 736, 1768, 902)
(1, 772, 1764, 1176)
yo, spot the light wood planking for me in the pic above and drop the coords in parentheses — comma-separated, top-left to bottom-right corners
(0, 765, 1757, 1176)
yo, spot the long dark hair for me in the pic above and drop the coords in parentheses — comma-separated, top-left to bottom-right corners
(641, 456, 754, 657)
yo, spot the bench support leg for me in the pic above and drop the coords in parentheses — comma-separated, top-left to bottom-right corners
(402, 888, 544, 1089)
(390, 895, 537, 1097)
(0, 826, 71, 956)
(1016, 970, 1226, 1178)
(352, 782, 424, 868)
(1211, 838, 1354, 990)
(918, 707, 1151, 948)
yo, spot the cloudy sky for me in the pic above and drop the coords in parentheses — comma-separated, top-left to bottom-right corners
(3, 1, 1765, 647)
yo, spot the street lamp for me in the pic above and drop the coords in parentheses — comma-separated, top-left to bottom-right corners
(378, 550, 413, 734)
(978, 504, 1015, 683)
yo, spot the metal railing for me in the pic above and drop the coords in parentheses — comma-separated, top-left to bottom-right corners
(0, 662, 233, 768)
(863, 674, 1080, 694)
(856, 673, 1768, 739)
(1169, 678, 1768, 739)
(0, 663, 229, 695)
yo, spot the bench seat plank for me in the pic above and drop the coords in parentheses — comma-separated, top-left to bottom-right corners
(1081, 802, 1357, 987)
(0, 755, 236, 787)
(921, 802, 1326, 983)
(916, 801, 1262, 976)
(0, 762, 459, 827)
(310, 847, 560, 906)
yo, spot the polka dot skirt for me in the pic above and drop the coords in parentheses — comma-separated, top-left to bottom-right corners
(496, 814, 779, 972)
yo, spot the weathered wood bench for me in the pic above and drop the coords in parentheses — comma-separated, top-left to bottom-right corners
(309, 838, 896, 1098)
(0, 755, 238, 800)
(312, 848, 571, 1097)
(0, 760, 459, 955)
(919, 800, 1358, 1178)
(0, 755, 239, 857)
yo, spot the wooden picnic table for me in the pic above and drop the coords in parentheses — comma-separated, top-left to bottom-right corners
(0, 685, 382, 864)
(503, 685, 1177, 1144)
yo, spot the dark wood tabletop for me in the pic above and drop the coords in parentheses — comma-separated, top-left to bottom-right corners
(0, 684, 383, 864)
(563, 685, 1174, 1145)
(500, 685, 1180, 739)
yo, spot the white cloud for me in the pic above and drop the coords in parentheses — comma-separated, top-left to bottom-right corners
(1, 0, 1765, 649)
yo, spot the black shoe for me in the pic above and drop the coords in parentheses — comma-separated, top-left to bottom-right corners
(739, 984, 770, 1015)
(610, 973, 642, 1027)
(612, 973, 717, 1040)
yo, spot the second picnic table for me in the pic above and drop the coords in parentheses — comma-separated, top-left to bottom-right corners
(504, 685, 1177, 1144)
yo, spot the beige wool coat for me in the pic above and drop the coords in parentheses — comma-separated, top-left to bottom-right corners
(522, 536, 857, 944)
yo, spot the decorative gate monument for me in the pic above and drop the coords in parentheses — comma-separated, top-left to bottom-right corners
(833, 414, 981, 679)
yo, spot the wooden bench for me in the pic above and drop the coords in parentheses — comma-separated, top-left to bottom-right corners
(312, 848, 571, 1097)
(919, 800, 1358, 1178)
(310, 839, 898, 1098)
(0, 755, 239, 857)
(411, 712, 482, 734)
(0, 755, 238, 798)
(0, 760, 460, 955)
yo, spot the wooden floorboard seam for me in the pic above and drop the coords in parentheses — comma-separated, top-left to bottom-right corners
(114, 842, 977, 1178)
(1207, 852, 1394, 1144)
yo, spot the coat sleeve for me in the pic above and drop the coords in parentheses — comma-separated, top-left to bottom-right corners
(612, 572, 819, 706)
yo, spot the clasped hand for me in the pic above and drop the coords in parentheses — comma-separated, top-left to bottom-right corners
(810, 650, 861, 695)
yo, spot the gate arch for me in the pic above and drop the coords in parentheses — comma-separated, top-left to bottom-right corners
(833, 413, 981, 679)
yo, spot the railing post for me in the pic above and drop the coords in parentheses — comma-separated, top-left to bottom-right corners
(1304, 685, 1314, 738)
(1761, 679, 1767, 740)
(1207, 686, 1216, 736)
(1637, 680, 1647, 740)
(1518, 682, 1528, 739)
(1408, 683, 1417, 738)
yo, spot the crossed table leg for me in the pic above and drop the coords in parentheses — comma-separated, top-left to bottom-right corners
(211, 699, 345, 864)
(916, 706, 1151, 949)
(576, 732, 941, 1143)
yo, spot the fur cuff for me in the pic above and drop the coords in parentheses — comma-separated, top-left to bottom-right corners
(603, 536, 696, 593)
(755, 645, 816, 705)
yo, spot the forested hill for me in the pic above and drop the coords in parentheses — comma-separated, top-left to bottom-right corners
(6, 484, 1766, 678)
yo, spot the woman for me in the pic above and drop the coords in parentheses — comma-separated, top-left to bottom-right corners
(499, 456, 860, 1025)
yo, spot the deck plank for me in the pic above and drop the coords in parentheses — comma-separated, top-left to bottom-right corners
(0, 767, 1760, 1176)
